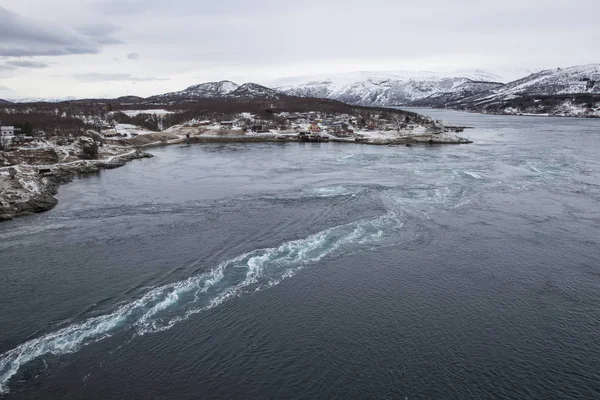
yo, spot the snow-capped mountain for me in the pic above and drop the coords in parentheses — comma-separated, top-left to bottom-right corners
(272, 70, 505, 106)
(148, 80, 240, 102)
(455, 64, 600, 106)
(435, 64, 600, 117)
(147, 81, 281, 103)
(0, 99, 12, 105)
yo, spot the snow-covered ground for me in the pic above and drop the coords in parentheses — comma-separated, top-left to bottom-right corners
(119, 109, 175, 117)
(105, 124, 157, 138)
(501, 101, 599, 118)
(552, 101, 600, 117)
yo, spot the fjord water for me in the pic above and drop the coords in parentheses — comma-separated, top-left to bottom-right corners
(1, 109, 599, 399)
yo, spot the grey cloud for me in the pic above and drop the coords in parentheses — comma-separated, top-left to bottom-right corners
(127, 52, 141, 60)
(0, 85, 10, 91)
(73, 73, 168, 82)
(5, 60, 49, 68)
(0, 7, 119, 57)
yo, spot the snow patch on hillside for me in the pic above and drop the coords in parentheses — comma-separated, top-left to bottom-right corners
(120, 109, 174, 117)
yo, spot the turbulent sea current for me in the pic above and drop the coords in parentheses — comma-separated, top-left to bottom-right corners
(1, 109, 599, 399)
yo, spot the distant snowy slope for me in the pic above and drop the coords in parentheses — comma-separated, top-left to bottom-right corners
(473, 64, 600, 103)
(272, 70, 505, 106)
(436, 64, 600, 117)
(148, 80, 240, 102)
(228, 83, 281, 99)
(409, 80, 505, 107)
(5, 97, 78, 103)
(270, 69, 504, 88)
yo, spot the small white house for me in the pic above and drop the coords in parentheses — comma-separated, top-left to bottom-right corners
(0, 126, 21, 148)
(0, 126, 15, 136)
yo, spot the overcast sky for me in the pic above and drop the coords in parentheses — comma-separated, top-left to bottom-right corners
(1, 0, 598, 99)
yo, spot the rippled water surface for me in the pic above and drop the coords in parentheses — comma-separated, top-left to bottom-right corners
(1, 109, 600, 399)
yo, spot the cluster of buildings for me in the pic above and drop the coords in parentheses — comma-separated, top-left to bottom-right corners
(278, 111, 411, 136)
(188, 111, 411, 137)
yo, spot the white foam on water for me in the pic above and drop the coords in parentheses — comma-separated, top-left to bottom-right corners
(463, 171, 482, 179)
(309, 186, 360, 197)
(527, 163, 541, 173)
(0, 209, 402, 394)
(452, 193, 480, 209)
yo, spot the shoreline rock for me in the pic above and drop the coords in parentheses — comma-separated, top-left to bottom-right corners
(186, 132, 472, 145)
(0, 150, 152, 222)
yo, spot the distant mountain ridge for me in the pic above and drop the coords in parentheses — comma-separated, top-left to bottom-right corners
(147, 81, 281, 103)
(449, 64, 600, 106)
(273, 70, 506, 106)
(282, 77, 504, 106)
(412, 64, 600, 117)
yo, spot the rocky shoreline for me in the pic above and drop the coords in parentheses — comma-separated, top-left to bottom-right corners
(183, 130, 472, 145)
(0, 150, 152, 221)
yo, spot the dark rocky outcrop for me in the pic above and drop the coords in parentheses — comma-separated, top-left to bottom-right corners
(0, 150, 153, 222)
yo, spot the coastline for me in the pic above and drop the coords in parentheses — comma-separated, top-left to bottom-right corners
(0, 131, 471, 222)
(405, 106, 600, 119)
(186, 133, 472, 145)
(0, 149, 152, 221)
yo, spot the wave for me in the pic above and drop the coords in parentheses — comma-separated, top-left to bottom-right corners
(307, 186, 363, 197)
(0, 210, 403, 394)
(463, 171, 482, 179)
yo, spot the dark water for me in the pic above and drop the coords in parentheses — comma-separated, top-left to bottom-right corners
(1, 109, 600, 399)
